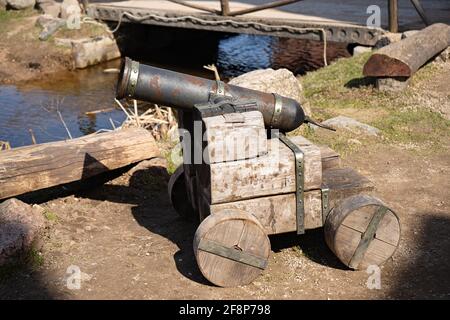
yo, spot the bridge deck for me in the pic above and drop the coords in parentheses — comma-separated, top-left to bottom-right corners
(87, 0, 450, 46)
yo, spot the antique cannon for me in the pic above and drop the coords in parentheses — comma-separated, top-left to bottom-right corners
(116, 58, 401, 287)
(117, 57, 306, 132)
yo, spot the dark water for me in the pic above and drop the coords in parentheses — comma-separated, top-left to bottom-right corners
(0, 60, 126, 148)
(0, 29, 350, 148)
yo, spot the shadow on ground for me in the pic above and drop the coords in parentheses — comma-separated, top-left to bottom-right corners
(0, 255, 65, 299)
(388, 214, 450, 299)
(270, 228, 348, 270)
(78, 163, 211, 286)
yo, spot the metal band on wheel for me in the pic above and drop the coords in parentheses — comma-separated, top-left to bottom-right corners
(271, 93, 283, 128)
(127, 60, 140, 98)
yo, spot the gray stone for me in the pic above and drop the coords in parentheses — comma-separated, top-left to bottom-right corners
(39, 2, 61, 19)
(229, 68, 311, 115)
(60, 0, 81, 19)
(0, 199, 46, 265)
(6, 0, 35, 10)
(376, 77, 410, 92)
(318, 116, 381, 136)
(435, 46, 450, 63)
(35, 14, 57, 28)
(39, 17, 66, 41)
(353, 46, 372, 56)
(374, 33, 402, 49)
(72, 36, 121, 68)
(401, 30, 419, 40)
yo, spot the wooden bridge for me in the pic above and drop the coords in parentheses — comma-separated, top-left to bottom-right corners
(87, 0, 450, 46)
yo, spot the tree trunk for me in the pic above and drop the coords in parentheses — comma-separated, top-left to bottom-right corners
(363, 23, 450, 77)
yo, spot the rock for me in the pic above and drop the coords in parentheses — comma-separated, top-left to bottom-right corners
(54, 37, 87, 48)
(38, 2, 61, 19)
(60, 0, 81, 19)
(353, 46, 372, 56)
(1, 0, 7, 10)
(374, 33, 402, 49)
(229, 68, 310, 115)
(401, 30, 419, 40)
(6, 0, 35, 10)
(376, 77, 410, 92)
(72, 36, 121, 69)
(435, 46, 450, 63)
(0, 199, 46, 265)
(39, 17, 66, 41)
(35, 14, 56, 28)
(318, 116, 381, 136)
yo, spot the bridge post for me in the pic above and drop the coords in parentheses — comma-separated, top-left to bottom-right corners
(220, 0, 230, 15)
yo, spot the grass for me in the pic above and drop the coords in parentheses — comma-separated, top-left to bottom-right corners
(0, 8, 35, 25)
(297, 52, 450, 154)
(44, 210, 58, 222)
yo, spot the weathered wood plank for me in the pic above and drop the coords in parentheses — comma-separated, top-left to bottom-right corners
(322, 167, 374, 209)
(208, 190, 323, 234)
(0, 128, 159, 200)
(201, 111, 267, 163)
(197, 135, 322, 204)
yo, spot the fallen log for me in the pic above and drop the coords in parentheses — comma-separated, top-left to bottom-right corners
(363, 23, 450, 78)
(0, 128, 159, 200)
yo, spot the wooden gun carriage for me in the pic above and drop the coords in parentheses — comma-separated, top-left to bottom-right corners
(169, 109, 400, 288)
(115, 57, 400, 287)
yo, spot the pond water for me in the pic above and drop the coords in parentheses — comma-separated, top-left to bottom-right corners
(0, 32, 350, 148)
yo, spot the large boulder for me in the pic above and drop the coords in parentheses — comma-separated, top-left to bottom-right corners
(38, 1, 61, 19)
(6, 0, 35, 10)
(60, 0, 81, 19)
(228, 68, 311, 116)
(0, 199, 46, 265)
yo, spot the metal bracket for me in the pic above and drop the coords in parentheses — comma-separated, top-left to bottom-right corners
(321, 187, 330, 224)
(198, 238, 268, 269)
(349, 205, 388, 269)
(276, 132, 305, 234)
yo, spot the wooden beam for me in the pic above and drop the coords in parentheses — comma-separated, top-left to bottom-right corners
(0, 128, 159, 200)
(363, 23, 450, 77)
(388, 0, 398, 33)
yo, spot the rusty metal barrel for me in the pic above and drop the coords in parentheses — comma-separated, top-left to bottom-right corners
(116, 57, 305, 132)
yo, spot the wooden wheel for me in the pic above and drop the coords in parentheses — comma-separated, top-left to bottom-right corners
(324, 195, 400, 270)
(168, 165, 196, 220)
(193, 209, 270, 287)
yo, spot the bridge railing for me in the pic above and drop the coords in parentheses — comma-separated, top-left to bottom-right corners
(165, 0, 301, 17)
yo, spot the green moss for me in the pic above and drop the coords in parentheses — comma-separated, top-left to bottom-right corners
(44, 210, 58, 222)
(0, 8, 35, 25)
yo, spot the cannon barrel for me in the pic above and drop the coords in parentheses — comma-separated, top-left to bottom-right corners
(116, 57, 305, 132)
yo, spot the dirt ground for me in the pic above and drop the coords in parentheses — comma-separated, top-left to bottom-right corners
(0, 141, 448, 299)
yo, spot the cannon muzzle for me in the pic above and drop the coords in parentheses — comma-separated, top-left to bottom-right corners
(117, 57, 305, 132)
